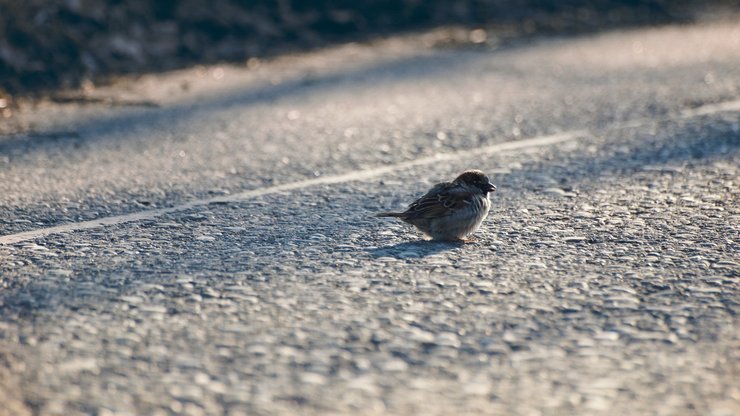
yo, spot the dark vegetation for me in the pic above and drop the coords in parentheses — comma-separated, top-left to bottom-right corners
(0, 0, 734, 98)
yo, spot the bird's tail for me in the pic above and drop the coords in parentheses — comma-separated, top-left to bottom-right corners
(375, 212, 406, 218)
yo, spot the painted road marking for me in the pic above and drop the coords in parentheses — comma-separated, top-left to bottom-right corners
(0, 132, 581, 245)
(1, 97, 739, 245)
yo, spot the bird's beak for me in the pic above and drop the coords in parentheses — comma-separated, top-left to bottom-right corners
(485, 183, 497, 192)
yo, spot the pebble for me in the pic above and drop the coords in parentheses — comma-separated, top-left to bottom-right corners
(542, 187, 576, 197)
(380, 359, 409, 372)
(374, 256, 399, 262)
(300, 373, 327, 385)
(58, 358, 99, 374)
(120, 295, 145, 305)
(563, 236, 588, 243)
(642, 165, 684, 174)
(347, 376, 380, 394)
(406, 328, 435, 344)
(397, 250, 420, 259)
(574, 211, 595, 218)
(184, 214, 209, 221)
(139, 304, 168, 314)
(434, 332, 461, 348)
(156, 222, 182, 228)
(334, 244, 358, 252)
(22, 243, 48, 251)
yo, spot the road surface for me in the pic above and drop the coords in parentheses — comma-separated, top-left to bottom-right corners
(1, 19, 739, 416)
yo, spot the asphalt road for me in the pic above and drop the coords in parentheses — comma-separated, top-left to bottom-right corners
(1, 19, 739, 416)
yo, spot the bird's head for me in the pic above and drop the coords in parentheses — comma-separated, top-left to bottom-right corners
(454, 169, 497, 194)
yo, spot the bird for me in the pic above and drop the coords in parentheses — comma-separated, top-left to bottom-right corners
(376, 169, 496, 241)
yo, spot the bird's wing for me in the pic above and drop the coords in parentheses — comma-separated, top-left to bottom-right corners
(404, 183, 475, 219)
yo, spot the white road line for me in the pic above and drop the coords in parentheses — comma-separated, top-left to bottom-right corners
(0, 131, 582, 245)
(680, 99, 740, 118)
(1, 97, 739, 246)
(605, 99, 740, 131)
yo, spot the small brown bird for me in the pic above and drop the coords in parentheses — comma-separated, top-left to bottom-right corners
(376, 170, 496, 241)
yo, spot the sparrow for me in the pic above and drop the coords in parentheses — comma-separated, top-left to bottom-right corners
(376, 169, 496, 241)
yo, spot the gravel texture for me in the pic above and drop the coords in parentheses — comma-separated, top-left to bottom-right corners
(1, 18, 739, 416)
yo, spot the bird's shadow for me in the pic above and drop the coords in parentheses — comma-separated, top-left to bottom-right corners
(366, 240, 465, 259)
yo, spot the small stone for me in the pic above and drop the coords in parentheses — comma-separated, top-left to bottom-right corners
(347, 376, 380, 394)
(594, 331, 620, 341)
(375, 256, 399, 262)
(139, 304, 168, 314)
(120, 295, 145, 304)
(184, 214, 209, 221)
(22, 243, 48, 251)
(246, 345, 269, 356)
(407, 328, 435, 344)
(156, 222, 181, 228)
(334, 244, 357, 252)
(462, 380, 491, 395)
(563, 236, 587, 243)
(380, 359, 408, 372)
(434, 332, 461, 348)
(58, 358, 98, 374)
(299, 373, 327, 385)
(574, 211, 595, 219)
(398, 250, 420, 259)
(542, 187, 576, 197)
(642, 165, 683, 174)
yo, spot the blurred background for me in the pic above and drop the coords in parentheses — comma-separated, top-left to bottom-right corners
(0, 0, 737, 99)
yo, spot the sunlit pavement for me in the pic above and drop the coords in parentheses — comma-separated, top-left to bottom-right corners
(1, 20, 739, 415)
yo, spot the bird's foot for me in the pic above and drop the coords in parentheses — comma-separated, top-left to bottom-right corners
(449, 237, 476, 244)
